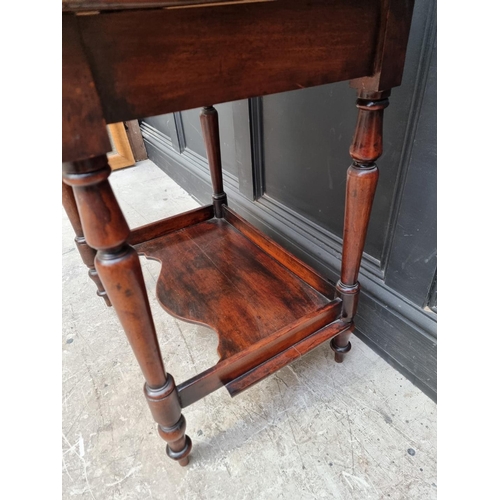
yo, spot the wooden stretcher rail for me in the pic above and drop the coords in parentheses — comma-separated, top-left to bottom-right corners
(177, 300, 341, 407)
(226, 320, 354, 397)
(129, 204, 214, 245)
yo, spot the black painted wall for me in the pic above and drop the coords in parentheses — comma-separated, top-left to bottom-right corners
(140, 0, 437, 400)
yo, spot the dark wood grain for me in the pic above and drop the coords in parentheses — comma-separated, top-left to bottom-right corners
(340, 166, 379, 286)
(62, 181, 111, 306)
(226, 321, 354, 397)
(178, 301, 342, 407)
(63, 0, 274, 12)
(223, 206, 336, 299)
(332, 91, 390, 362)
(62, 15, 110, 162)
(341, 95, 389, 288)
(62, 0, 417, 465)
(350, 0, 416, 92)
(63, 155, 192, 466)
(75, 0, 379, 123)
(129, 205, 214, 245)
(136, 217, 331, 359)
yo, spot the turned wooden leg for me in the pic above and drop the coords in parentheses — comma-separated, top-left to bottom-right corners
(200, 105, 227, 218)
(62, 181, 111, 306)
(62, 155, 192, 466)
(331, 90, 390, 362)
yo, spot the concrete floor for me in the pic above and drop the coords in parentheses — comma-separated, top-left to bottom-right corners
(62, 160, 437, 500)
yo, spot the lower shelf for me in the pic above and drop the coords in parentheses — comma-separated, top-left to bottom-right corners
(133, 205, 348, 406)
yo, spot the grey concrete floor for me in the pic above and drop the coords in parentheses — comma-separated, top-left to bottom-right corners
(62, 160, 437, 500)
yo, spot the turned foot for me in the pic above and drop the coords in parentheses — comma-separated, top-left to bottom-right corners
(64, 155, 191, 467)
(159, 416, 193, 467)
(330, 339, 352, 363)
(145, 376, 192, 466)
(330, 326, 353, 363)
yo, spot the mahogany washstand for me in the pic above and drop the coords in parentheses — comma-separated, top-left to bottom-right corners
(62, 0, 415, 466)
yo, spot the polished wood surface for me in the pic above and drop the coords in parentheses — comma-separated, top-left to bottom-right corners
(331, 91, 390, 362)
(62, 15, 110, 162)
(350, 0, 415, 92)
(129, 205, 214, 245)
(63, 0, 378, 146)
(63, 0, 273, 12)
(226, 321, 354, 397)
(62, 181, 111, 306)
(62, 0, 416, 466)
(135, 217, 332, 359)
(224, 207, 336, 298)
(63, 155, 192, 466)
(178, 302, 343, 406)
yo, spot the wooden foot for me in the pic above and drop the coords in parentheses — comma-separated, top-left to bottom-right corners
(145, 376, 192, 466)
(62, 181, 111, 306)
(330, 333, 352, 363)
(63, 155, 191, 466)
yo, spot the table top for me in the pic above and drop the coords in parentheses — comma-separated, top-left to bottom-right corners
(62, 0, 273, 11)
(63, 0, 415, 162)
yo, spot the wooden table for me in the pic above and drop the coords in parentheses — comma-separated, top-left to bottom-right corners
(62, 0, 415, 467)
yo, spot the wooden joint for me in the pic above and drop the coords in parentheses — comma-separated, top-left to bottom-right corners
(157, 414, 192, 467)
(62, 154, 110, 177)
(335, 281, 360, 322)
(213, 193, 227, 218)
(330, 340, 352, 355)
(356, 89, 391, 101)
(201, 105, 216, 115)
(88, 268, 112, 306)
(349, 163, 379, 175)
(63, 156, 130, 251)
(96, 243, 131, 261)
(356, 97, 389, 112)
(62, 165, 111, 187)
(74, 236, 97, 266)
(349, 95, 389, 166)
(329, 322, 355, 363)
(144, 374, 182, 428)
(158, 415, 186, 442)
